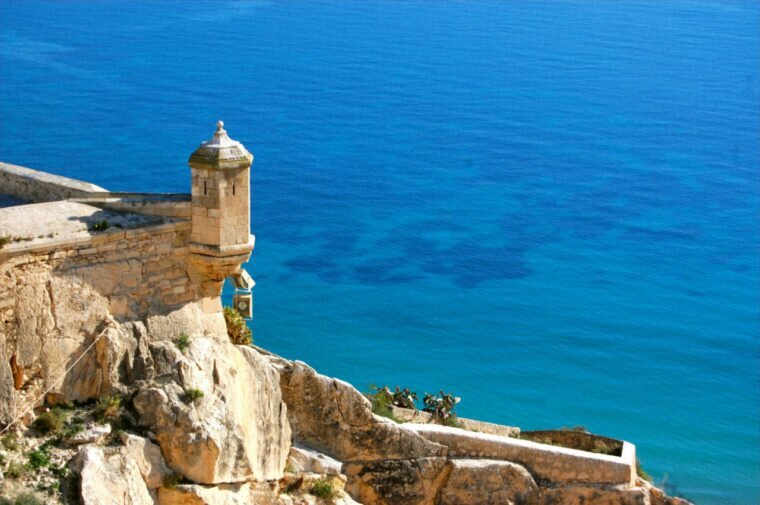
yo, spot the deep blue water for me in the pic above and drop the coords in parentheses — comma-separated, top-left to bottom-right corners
(1, 1, 758, 503)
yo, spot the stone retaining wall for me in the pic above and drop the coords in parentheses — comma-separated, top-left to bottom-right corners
(404, 423, 636, 487)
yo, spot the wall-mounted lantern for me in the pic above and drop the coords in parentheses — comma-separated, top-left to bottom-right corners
(231, 268, 254, 319)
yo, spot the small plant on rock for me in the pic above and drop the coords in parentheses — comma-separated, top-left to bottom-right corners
(367, 385, 420, 421)
(0, 492, 45, 505)
(27, 448, 51, 469)
(5, 461, 26, 478)
(162, 472, 183, 488)
(366, 386, 398, 422)
(61, 416, 85, 439)
(223, 307, 252, 345)
(32, 407, 68, 435)
(184, 387, 204, 403)
(175, 333, 191, 352)
(422, 390, 460, 423)
(2, 432, 19, 451)
(0, 236, 11, 249)
(309, 478, 337, 500)
(95, 395, 123, 423)
(90, 220, 110, 232)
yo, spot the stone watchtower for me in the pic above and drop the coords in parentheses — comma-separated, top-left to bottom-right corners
(188, 121, 254, 296)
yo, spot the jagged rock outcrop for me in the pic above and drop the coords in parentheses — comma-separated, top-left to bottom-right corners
(158, 478, 362, 505)
(271, 358, 453, 505)
(538, 486, 648, 505)
(0, 333, 15, 425)
(62, 423, 111, 447)
(133, 337, 291, 485)
(71, 445, 154, 505)
(288, 446, 343, 476)
(343, 458, 450, 505)
(158, 483, 257, 505)
(120, 433, 173, 489)
(272, 359, 446, 462)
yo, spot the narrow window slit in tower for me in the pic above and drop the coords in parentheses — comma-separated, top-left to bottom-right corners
(233, 184, 236, 196)
(204, 181, 207, 195)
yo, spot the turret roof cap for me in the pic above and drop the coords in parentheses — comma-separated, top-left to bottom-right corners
(189, 120, 253, 169)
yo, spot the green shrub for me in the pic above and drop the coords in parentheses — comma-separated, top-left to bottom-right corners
(443, 414, 463, 428)
(0, 236, 11, 249)
(175, 333, 191, 352)
(366, 386, 400, 422)
(309, 478, 336, 499)
(184, 387, 204, 403)
(1, 432, 19, 451)
(163, 472, 183, 488)
(0, 492, 45, 505)
(5, 461, 26, 478)
(90, 220, 110, 232)
(95, 395, 122, 422)
(61, 417, 85, 439)
(27, 448, 51, 469)
(223, 307, 252, 345)
(32, 408, 68, 435)
(366, 385, 419, 422)
(422, 390, 460, 422)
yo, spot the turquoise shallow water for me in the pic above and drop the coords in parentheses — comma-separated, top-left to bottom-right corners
(1, 2, 759, 503)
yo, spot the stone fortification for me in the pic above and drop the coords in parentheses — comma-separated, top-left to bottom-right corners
(0, 124, 691, 505)
(0, 162, 107, 203)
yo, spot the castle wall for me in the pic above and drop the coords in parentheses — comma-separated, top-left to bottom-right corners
(0, 217, 226, 416)
(0, 162, 107, 202)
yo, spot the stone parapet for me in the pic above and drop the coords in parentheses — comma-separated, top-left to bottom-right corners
(72, 193, 191, 219)
(403, 423, 636, 487)
(389, 405, 520, 438)
(0, 161, 107, 202)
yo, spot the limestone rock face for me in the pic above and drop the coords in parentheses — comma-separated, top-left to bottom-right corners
(9, 273, 111, 401)
(343, 457, 450, 505)
(288, 446, 343, 476)
(158, 483, 254, 505)
(71, 445, 154, 505)
(120, 433, 173, 489)
(133, 338, 291, 485)
(538, 485, 649, 505)
(270, 360, 456, 505)
(637, 478, 695, 505)
(158, 481, 363, 505)
(0, 333, 15, 425)
(62, 423, 112, 447)
(274, 360, 446, 463)
(437, 459, 538, 505)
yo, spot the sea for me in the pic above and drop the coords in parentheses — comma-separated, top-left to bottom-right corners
(1, 1, 758, 503)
